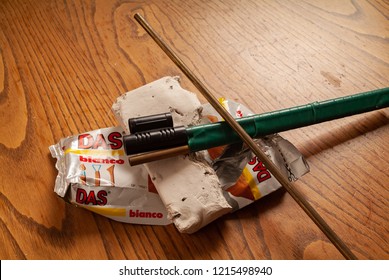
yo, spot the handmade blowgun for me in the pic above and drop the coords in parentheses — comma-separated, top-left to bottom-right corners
(129, 13, 389, 260)
(124, 88, 389, 165)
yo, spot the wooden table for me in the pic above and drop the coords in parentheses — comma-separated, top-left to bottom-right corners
(0, 0, 388, 260)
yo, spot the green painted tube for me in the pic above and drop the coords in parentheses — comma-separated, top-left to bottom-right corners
(187, 87, 389, 152)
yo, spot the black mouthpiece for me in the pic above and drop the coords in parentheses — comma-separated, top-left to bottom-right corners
(123, 126, 188, 155)
(128, 112, 173, 133)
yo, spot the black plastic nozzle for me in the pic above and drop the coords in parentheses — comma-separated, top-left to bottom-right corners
(128, 112, 173, 134)
(123, 126, 188, 155)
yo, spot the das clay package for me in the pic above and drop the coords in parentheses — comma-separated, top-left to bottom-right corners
(50, 76, 309, 233)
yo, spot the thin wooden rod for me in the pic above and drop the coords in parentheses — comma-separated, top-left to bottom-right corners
(134, 13, 357, 260)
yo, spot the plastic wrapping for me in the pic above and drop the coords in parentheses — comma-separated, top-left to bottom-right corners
(202, 99, 309, 210)
(49, 127, 171, 225)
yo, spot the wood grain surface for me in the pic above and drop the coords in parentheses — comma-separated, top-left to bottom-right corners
(0, 0, 388, 260)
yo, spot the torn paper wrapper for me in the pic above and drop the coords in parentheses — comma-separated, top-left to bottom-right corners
(50, 76, 309, 232)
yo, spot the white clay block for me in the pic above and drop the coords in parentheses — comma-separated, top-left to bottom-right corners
(112, 76, 232, 233)
(112, 76, 203, 133)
